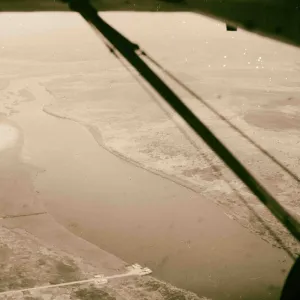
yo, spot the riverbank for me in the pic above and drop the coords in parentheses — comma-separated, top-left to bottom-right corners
(0, 225, 205, 300)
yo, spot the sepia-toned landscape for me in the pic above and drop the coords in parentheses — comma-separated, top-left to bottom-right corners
(0, 11, 300, 300)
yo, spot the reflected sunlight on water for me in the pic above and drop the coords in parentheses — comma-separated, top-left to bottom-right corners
(0, 123, 18, 151)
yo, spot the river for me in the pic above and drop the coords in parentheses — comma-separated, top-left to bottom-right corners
(3, 77, 293, 300)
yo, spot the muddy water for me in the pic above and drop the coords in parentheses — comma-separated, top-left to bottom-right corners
(9, 78, 293, 300)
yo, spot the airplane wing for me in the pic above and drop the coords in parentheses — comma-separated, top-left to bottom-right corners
(0, 0, 300, 48)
